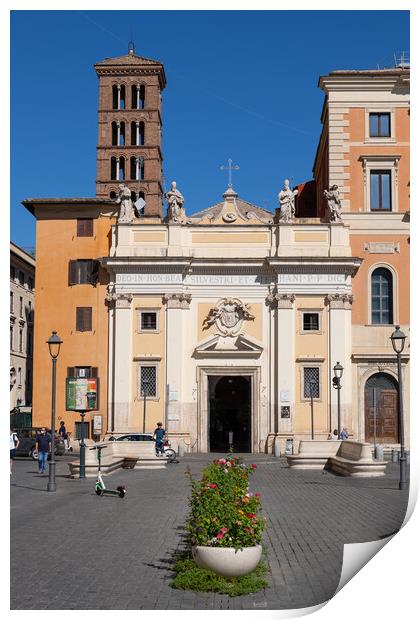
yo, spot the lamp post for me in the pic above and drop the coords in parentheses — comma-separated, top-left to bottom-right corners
(390, 326, 408, 491)
(309, 379, 316, 440)
(332, 362, 343, 439)
(46, 331, 63, 492)
(142, 377, 151, 433)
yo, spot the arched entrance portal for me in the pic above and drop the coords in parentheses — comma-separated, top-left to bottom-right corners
(365, 372, 398, 443)
(208, 375, 251, 452)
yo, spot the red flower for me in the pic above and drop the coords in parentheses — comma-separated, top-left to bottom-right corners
(220, 527, 229, 533)
(209, 483, 217, 489)
(255, 492, 261, 497)
(216, 532, 224, 539)
(251, 464, 257, 469)
(247, 513, 256, 519)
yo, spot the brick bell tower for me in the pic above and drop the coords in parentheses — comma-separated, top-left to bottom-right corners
(94, 42, 166, 218)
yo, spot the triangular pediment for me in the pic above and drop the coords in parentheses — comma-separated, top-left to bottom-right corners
(194, 333, 263, 358)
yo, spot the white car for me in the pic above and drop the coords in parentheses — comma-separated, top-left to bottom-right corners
(108, 433, 177, 461)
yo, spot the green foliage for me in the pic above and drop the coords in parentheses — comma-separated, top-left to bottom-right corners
(186, 456, 266, 549)
(171, 553, 268, 597)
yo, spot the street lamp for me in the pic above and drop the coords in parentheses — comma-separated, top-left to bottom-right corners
(142, 377, 151, 433)
(46, 331, 63, 492)
(390, 325, 408, 490)
(332, 362, 343, 439)
(309, 379, 317, 440)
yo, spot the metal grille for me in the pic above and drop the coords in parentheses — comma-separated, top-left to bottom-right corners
(139, 366, 157, 398)
(303, 312, 319, 331)
(303, 367, 320, 398)
(141, 312, 157, 331)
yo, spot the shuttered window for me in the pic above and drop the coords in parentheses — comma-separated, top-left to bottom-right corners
(77, 219, 94, 237)
(76, 307, 92, 332)
(68, 260, 99, 285)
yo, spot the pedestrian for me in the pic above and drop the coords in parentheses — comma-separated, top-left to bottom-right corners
(35, 427, 51, 474)
(339, 427, 349, 440)
(153, 422, 166, 457)
(327, 429, 339, 440)
(59, 421, 69, 450)
(10, 427, 20, 474)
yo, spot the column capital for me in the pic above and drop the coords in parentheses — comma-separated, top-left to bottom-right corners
(266, 292, 295, 309)
(163, 293, 192, 309)
(115, 293, 133, 309)
(326, 293, 354, 309)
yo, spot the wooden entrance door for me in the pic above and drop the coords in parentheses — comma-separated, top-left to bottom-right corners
(365, 373, 398, 443)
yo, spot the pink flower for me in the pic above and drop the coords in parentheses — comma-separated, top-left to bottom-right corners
(251, 464, 257, 469)
(216, 458, 226, 465)
(255, 492, 261, 498)
(216, 532, 224, 539)
(247, 513, 256, 519)
(220, 527, 229, 533)
(209, 483, 217, 489)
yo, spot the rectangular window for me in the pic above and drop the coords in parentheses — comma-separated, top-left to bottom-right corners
(370, 171, 391, 211)
(67, 367, 98, 378)
(141, 311, 157, 331)
(76, 307, 92, 332)
(303, 367, 320, 399)
(77, 219, 94, 237)
(369, 113, 391, 138)
(28, 300, 32, 322)
(10, 326, 13, 350)
(19, 271, 24, 286)
(303, 312, 319, 331)
(19, 296, 23, 318)
(27, 332, 32, 356)
(10, 265, 15, 279)
(28, 277, 33, 290)
(10, 292, 14, 313)
(139, 365, 157, 398)
(18, 367, 22, 386)
(68, 260, 99, 285)
(19, 329, 23, 353)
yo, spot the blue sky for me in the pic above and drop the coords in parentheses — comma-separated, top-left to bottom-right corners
(10, 10, 409, 251)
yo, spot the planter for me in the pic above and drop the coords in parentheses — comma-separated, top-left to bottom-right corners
(192, 544, 262, 577)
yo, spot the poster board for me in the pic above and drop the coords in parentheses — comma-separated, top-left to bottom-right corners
(66, 377, 99, 411)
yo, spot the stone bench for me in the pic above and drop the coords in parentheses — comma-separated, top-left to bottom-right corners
(327, 440, 387, 477)
(287, 439, 387, 477)
(286, 440, 341, 470)
(68, 441, 167, 478)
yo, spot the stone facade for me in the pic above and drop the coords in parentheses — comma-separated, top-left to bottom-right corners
(10, 242, 35, 410)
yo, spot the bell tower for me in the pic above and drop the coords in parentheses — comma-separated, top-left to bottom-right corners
(94, 44, 166, 218)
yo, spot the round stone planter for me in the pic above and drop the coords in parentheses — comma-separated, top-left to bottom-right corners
(192, 544, 262, 577)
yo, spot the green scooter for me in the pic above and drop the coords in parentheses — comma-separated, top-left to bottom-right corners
(89, 444, 126, 498)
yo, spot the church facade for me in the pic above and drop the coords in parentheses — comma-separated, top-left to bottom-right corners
(24, 49, 410, 453)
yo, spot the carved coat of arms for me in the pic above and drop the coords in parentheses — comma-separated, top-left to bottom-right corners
(203, 298, 255, 336)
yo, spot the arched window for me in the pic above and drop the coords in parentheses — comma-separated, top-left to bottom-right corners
(112, 85, 118, 110)
(119, 121, 125, 146)
(130, 157, 144, 180)
(110, 157, 117, 180)
(139, 85, 145, 109)
(110, 191, 117, 200)
(371, 267, 393, 324)
(118, 156, 125, 181)
(119, 85, 126, 110)
(111, 122, 118, 146)
(131, 121, 145, 146)
(139, 121, 145, 145)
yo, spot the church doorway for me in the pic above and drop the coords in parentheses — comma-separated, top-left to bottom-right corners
(364, 372, 398, 443)
(208, 375, 251, 452)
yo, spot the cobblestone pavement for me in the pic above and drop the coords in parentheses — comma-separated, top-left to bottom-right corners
(10, 453, 409, 610)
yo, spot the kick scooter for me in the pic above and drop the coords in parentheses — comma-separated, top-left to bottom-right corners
(89, 444, 126, 498)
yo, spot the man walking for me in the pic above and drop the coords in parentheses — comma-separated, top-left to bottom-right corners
(10, 428, 19, 474)
(59, 421, 69, 450)
(35, 427, 51, 474)
(153, 422, 166, 457)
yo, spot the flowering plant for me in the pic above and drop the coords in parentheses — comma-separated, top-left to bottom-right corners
(187, 456, 265, 549)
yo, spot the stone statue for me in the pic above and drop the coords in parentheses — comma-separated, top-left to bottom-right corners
(165, 181, 185, 223)
(324, 185, 342, 222)
(116, 183, 134, 223)
(278, 179, 298, 222)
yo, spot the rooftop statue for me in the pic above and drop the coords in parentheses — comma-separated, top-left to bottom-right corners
(116, 183, 134, 223)
(166, 181, 185, 223)
(324, 185, 343, 222)
(278, 179, 298, 222)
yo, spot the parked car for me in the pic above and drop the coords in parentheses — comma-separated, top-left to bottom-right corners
(108, 433, 154, 442)
(12, 427, 65, 460)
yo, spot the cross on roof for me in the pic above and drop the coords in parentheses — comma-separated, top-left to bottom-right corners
(220, 158, 240, 189)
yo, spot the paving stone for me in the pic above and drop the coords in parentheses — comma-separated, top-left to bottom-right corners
(10, 453, 408, 610)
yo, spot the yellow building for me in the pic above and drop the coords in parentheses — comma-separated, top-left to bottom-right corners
(24, 49, 409, 453)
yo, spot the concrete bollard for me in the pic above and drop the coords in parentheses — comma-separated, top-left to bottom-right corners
(274, 442, 281, 458)
(391, 449, 398, 463)
(178, 439, 185, 458)
(374, 445, 384, 461)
